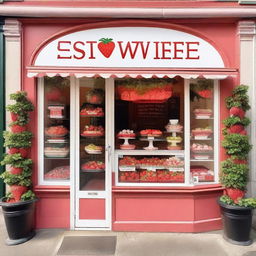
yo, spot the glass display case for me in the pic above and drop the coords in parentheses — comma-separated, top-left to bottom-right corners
(114, 77, 218, 186)
(189, 79, 216, 184)
(38, 77, 70, 184)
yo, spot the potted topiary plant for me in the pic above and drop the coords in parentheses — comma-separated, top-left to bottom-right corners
(0, 91, 37, 246)
(218, 85, 256, 246)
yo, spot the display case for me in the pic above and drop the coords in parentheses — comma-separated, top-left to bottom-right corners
(114, 78, 218, 187)
(38, 77, 70, 185)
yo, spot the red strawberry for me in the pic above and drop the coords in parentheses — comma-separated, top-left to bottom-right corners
(10, 125, 26, 133)
(198, 90, 212, 99)
(233, 159, 247, 164)
(8, 147, 20, 154)
(19, 148, 29, 158)
(98, 38, 115, 58)
(225, 188, 245, 202)
(10, 112, 19, 121)
(229, 124, 244, 134)
(229, 107, 245, 119)
(9, 185, 28, 202)
(10, 167, 23, 175)
(240, 130, 247, 135)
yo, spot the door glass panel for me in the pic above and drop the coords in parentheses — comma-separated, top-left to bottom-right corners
(79, 78, 106, 191)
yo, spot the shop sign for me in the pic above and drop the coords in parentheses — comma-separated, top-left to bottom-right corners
(34, 27, 225, 68)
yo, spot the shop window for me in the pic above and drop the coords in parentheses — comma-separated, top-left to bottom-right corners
(114, 77, 218, 186)
(38, 77, 70, 185)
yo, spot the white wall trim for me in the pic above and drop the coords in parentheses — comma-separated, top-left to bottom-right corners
(1, 6, 256, 18)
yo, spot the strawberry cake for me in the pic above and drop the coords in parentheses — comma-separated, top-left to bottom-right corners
(140, 129, 162, 137)
(191, 165, 214, 182)
(45, 125, 68, 137)
(120, 144, 136, 150)
(192, 127, 212, 139)
(81, 161, 105, 171)
(193, 109, 213, 119)
(44, 166, 70, 180)
(81, 125, 104, 137)
(80, 107, 104, 117)
(117, 129, 135, 138)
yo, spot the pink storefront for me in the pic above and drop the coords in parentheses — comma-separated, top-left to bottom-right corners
(18, 11, 241, 231)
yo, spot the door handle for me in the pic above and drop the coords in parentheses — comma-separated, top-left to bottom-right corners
(106, 145, 111, 162)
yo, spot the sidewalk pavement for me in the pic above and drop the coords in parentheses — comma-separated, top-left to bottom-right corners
(1, 208, 256, 256)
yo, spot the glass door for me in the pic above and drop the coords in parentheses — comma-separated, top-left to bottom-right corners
(75, 77, 111, 228)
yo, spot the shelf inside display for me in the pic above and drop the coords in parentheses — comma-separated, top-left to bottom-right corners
(190, 159, 214, 162)
(81, 169, 105, 173)
(115, 149, 184, 155)
(44, 157, 70, 159)
(195, 117, 214, 120)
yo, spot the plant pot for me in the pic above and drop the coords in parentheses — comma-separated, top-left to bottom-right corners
(218, 199, 253, 246)
(225, 188, 245, 202)
(9, 185, 28, 202)
(10, 125, 27, 133)
(0, 198, 37, 245)
(9, 167, 23, 175)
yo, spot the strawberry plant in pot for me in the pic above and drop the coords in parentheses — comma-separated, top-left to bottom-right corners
(0, 91, 37, 246)
(218, 85, 256, 246)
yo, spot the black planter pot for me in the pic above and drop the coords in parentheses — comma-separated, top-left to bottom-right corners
(0, 198, 37, 246)
(218, 199, 253, 246)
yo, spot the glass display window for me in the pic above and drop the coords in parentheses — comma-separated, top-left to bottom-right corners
(38, 76, 219, 187)
(38, 77, 70, 185)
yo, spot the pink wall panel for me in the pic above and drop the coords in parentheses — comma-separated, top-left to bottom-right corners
(36, 197, 70, 228)
(194, 192, 222, 220)
(115, 196, 194, 221)
(79, 198, 105, 220)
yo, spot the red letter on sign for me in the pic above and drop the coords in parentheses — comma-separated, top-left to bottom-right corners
(73, 41, 85, 60)
(173, 42, 184, 60)
(161, 42, 171, 60)
(57, 41, 72, 59)
(186, 42, 200, 59)
(86, 41, 97, 59)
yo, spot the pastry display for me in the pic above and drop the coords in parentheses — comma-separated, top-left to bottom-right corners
(165, 119, 183, 133)
(84, 144, 103, 154)
(190, 166, 214, 182)
(157, 170, 184, 183)
(117, 129, 135, 138)
(119, 156, 137, 167)
(164, 157, 184, 168)
(193, 109, 213, 119)
(45, 125, 68, 137)
(48, 105, 65, 119)
(140, 170, 158, 182)
(44, 166, 70, 180)
(137, 157, 166, 167)
(81, 161, 105, 171)
(80, 106, 104, 117)
(81, 125, 104, 137)
(192, 127, 212, 139)
(191, 143, 213, 152)
(120, 144, 136, 150)
(119, 171, 140, 182)
(44, 145, 69, 158)
(140, 129, 162, 137)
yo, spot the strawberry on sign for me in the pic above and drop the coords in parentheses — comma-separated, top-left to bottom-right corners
(97, 38, 115, 58)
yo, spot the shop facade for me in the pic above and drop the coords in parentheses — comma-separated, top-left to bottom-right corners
(1, 2, 256, 232)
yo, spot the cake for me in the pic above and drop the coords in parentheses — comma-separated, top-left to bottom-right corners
(166, 136, 182, 143)
(80, 107, 104, 116)
(191, 143, 213, 152)
(44, 166, 70, 180)
(81, 161, 105, 171)
(120, 144, 136, 150)
(194, 109, 213, 119)
(44, 146, 69, 158)
(84, 144, 103, 154)
(191, 127, 212, 138)
(165, 120, 183, 132)
(81, 125, 104, 137)
(140, 129, 162, 137)
(117, 129, 135, 138)
(45, 125, 68, 137)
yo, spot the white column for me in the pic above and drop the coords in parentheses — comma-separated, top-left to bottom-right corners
(3, 19, 22, 125)
(238, 20, 256, 197)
